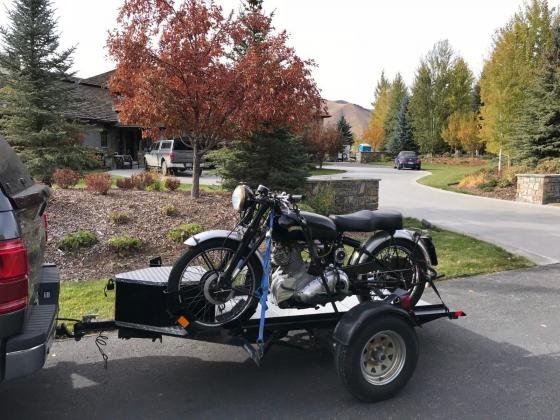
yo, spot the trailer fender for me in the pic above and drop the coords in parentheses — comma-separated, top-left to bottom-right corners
(333, 302, 415, 347)
(184, 229, 264, 267)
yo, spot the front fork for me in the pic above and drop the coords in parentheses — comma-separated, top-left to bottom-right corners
(218, 205, 270, 288)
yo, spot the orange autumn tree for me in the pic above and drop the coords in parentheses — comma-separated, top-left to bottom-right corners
(107, 0, 322, 198)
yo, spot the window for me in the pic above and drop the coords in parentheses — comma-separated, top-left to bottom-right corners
(160, 141, 172, 150)
(173, 139, 191, 151)
(150, 142, 160, 152)
(100, 131, 108, 148)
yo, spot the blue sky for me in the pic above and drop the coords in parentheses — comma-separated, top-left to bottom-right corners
(0, 0, 532, 108)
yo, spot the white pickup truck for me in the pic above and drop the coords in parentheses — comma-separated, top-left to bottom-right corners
(143, 139, 213, 176)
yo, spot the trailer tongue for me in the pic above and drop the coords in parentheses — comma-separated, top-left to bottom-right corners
(59, 265, 465, 402)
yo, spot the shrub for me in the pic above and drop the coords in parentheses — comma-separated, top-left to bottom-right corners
(161, 204, 180, 217)
(458, 169, 498, 188)
(85, 173, 112, 195)
(53, 169, 80, 189)
(535, 158, 560, 174)
(500, 165, 530, 187)
(15, 145, 100, 185)
(59, 230, 98, 251)
(131, 172, 155, 190)
(480, 178, 498, 191)
(168, 223, 204, 243)
(108, 211, 130, 225)
(147, 178, 164, 192)
(497, 178, 513, 188)
(116, 177, 134, 190)
(165, 177, 181, 191)
(209, 130, 310, 192)
(297, 203, 316, 212)
(304, 185, 334, 216)
(107, 235, 142, 255)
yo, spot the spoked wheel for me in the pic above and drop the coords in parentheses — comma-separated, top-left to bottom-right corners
(358, 238, 425, 305)
(335, 315, 418, 402)
(167, 238, 262, 329)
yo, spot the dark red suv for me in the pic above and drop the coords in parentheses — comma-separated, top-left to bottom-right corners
(0, 138, 59, 381)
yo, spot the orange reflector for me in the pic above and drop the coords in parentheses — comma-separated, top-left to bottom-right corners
(177, 316, 190, 328)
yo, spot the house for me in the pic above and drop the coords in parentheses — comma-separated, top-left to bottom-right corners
(66, 71, 145, 166)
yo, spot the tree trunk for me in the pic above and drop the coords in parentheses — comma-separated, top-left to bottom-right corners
(191, 142, 201, 199)
(498, 147, 502, 175)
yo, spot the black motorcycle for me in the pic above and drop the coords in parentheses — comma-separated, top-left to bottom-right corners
(167, 184, 438, 329)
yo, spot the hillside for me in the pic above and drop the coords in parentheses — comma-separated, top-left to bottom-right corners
(323, 100, 371, 138)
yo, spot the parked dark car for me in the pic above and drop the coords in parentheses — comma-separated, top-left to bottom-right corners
(394, 151, 421, 170)
(0, 137, 59, 382)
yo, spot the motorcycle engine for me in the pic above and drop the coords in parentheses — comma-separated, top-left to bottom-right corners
(270, 244, 350, 308)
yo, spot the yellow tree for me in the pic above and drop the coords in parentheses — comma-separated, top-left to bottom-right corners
(364, 72, 391, 150)
(441, 112, 463, 153)
(442, 111, 482, 155)
(480, 0, 555, 169)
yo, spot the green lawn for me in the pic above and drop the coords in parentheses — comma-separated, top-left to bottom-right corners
(403, 218, 532, 279)
(58, 217, 532, 321)
(310, 167, 346, 176)
(416, 163, 488, 192)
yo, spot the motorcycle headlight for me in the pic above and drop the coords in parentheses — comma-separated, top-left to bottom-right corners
(232, 185, 252, 212)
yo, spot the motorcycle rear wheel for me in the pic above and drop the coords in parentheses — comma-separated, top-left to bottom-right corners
(167, 238, 263, 329)
(357, 238, 426, 306)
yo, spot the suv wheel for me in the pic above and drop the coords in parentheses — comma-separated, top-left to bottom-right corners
(161, 161, 169, 176)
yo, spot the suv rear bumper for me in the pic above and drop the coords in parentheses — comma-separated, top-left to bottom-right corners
(3, 265, 59, 381)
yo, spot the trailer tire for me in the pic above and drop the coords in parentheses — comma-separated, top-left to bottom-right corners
(335, 315, 418, 402)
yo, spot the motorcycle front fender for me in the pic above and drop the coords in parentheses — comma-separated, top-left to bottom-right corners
(349, 229, 437, 267)
(184, 229, 265, 267)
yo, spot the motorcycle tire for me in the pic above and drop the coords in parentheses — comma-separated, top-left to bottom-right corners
(167, 238, 263, 330)
(357, 237, 426, 306)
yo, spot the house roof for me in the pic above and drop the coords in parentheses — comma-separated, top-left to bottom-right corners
(66, 81, 120, 124)
(80, 70, 115, 88)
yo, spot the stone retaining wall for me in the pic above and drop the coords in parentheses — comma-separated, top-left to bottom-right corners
(516, 174, 560, 204)
(304, 178, 379, 214)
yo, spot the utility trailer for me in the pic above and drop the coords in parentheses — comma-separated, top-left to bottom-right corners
(61, 264, 465, 402)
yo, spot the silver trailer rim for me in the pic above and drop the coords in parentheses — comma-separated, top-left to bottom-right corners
(360, 330, 406, 386)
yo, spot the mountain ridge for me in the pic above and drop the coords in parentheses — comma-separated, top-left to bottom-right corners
(323, 99, 371, 138)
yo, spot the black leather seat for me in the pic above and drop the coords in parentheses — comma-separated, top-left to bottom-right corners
(329, 210, 403, 233)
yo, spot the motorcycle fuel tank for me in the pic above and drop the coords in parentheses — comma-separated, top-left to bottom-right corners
(273, 210, 339, 242)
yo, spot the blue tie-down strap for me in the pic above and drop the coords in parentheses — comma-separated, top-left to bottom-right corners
(257, 212, 274, 350)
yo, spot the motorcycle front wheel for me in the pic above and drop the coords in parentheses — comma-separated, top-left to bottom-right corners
(167, 238, 263, 329)
(357, 238, 426, 306)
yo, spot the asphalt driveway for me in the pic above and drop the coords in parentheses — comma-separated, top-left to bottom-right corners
(1, 264, 559, 419)
(315, 164, 560, 265)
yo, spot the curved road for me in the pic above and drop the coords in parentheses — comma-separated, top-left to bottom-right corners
(313, 163, 560, 265)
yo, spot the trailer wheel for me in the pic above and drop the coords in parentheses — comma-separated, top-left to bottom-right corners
(335, 315, 418, 402)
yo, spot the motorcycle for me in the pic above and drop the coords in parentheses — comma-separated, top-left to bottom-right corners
(167, 184, 439, 329)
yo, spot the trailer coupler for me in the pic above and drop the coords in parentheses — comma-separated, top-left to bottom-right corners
(57, 317, 117, 341)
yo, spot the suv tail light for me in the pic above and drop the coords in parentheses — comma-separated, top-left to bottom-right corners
(0, 239, 28, 314)
(169, 152, 175, 163)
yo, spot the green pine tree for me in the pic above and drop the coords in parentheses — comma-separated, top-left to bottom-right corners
(209, 130, 311, 192)
(336, 115, 354, 146)
(386, 95, 417, 155)
(384, 73, 407, 142)
(518, 25, 560, 163)
(0, 0, 93, 182)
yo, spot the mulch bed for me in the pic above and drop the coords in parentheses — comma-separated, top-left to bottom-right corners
(457, 185, 517, 201)
(45, 189, 237, 281)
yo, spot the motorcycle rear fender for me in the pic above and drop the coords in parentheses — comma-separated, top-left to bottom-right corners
(350, 229, 437, 267)
(184, 229, 264, 267)
(333, 301, 415, 346)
